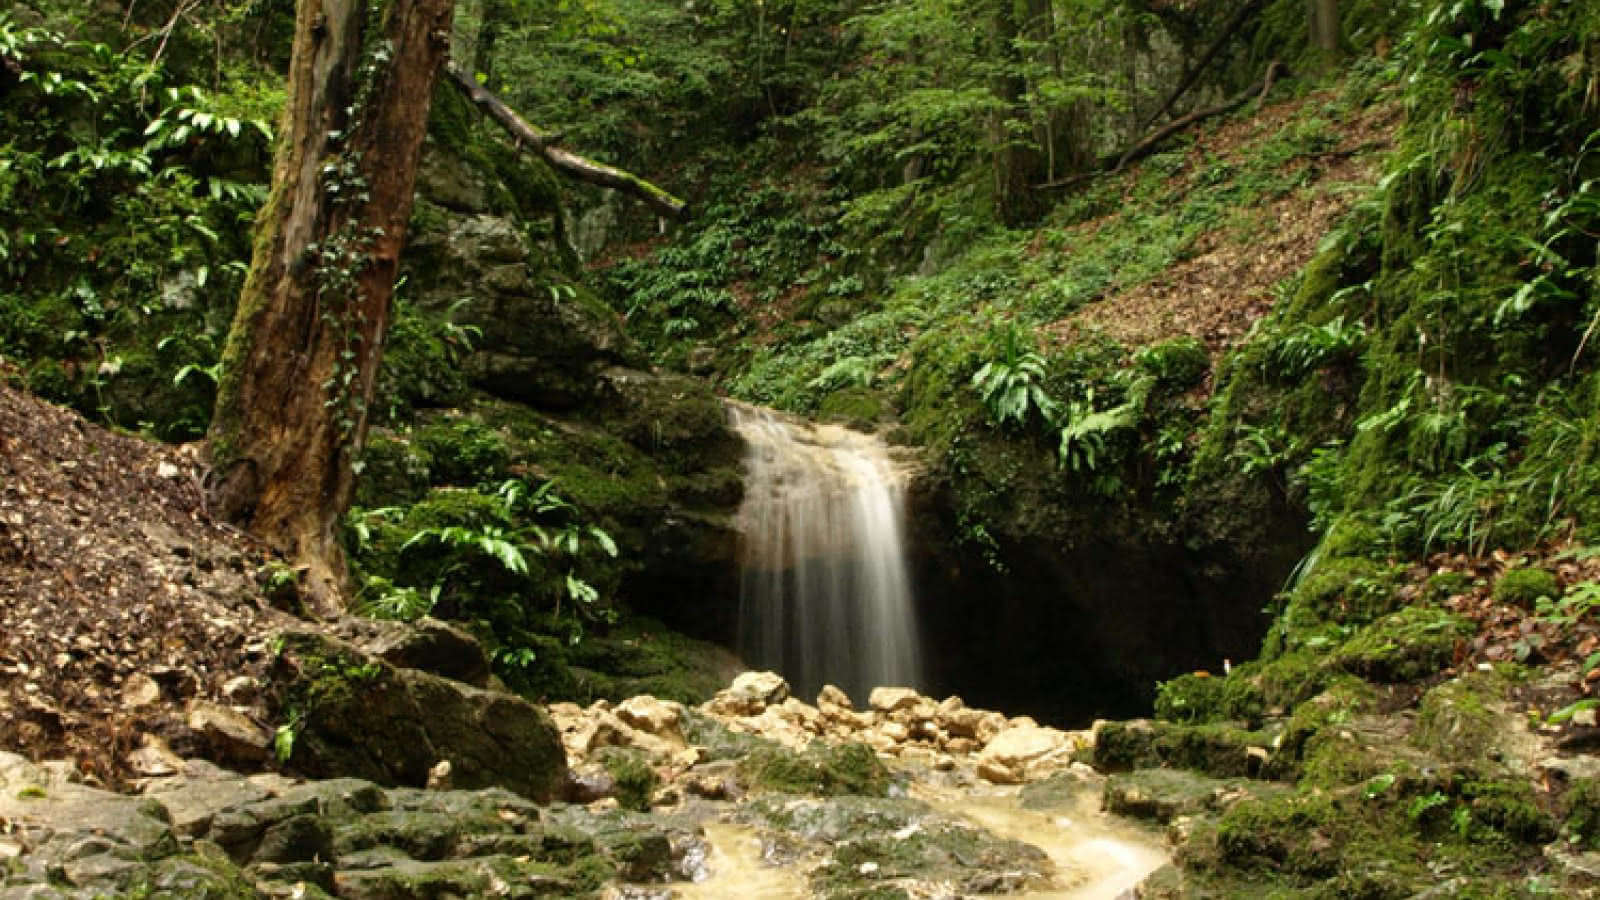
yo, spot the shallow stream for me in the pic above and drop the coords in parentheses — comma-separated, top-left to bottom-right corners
(676, 780, 1169, 899)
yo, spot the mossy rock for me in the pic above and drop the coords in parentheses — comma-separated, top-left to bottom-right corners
(1091, 719, 1279, 779)
(412, 415, 510, 486)
(1564, 777, 1600, 849)
(1411, 669, 1520, 764)
(1103, 768, 1275, 825)
(739, 742, 891, 797)
(1282, 556, 1404, 637)
(817, 385, 889, 429)
(1332, 605, 1473, 683)
(595, 747, 659, 813)
(1211, 790, 1344, 880)
(353, 430, 433, 508)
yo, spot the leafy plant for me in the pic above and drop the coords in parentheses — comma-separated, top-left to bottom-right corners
(971, 325, 1058, 428)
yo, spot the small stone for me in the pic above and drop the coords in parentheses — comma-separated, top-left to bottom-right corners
(186, 700, 271, 763)
(857, 861, 879, 875)
(868, 687, 922, 713)
(121, 673, 161, 709)
(817, 684, 854, 710)
(221, 676, 259, 704)
(126, 743, 183, 777)
(426, 759, 453, 791)
(156, 461, 181, 479)
(616, 695, 685, 741)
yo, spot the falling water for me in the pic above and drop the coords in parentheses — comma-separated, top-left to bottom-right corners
(728, 402, 922, 701)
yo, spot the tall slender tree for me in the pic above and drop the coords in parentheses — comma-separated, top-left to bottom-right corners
(208, 0, 455, 614)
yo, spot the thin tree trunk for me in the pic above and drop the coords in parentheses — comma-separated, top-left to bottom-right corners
(209, 0, 454, 615)
(1308, 0, 1341, 59)
(989, 0, 1048, 226)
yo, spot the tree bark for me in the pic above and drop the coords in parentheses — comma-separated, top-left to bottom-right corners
(1308, 0, 1341, 60)
(442, 64, 690, 220)
(988, 0, 1049, 226)
(208, 0, 454, 615)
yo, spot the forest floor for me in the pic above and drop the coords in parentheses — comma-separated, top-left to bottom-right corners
(1052, 86, 1402, 353)
(0, 371, 291, 788)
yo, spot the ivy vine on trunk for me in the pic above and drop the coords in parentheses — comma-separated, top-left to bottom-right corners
(208, 0, 455, 615)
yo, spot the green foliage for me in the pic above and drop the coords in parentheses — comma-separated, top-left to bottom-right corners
(0, 11, 276, 436)
(345, 477, 621, 674)
(971, 325, 1057, 428)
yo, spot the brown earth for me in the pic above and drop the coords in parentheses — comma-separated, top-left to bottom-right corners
(1049, 89, 1402, 353)
(0, 378, 293, 788)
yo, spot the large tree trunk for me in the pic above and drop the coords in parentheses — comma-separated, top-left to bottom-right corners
(208, 0, 454, 615)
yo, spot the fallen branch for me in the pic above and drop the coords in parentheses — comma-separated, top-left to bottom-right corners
(1114, 59, 1283, 172)
(1036, 60, 1284, 191)
(1137, 0, 1266, 134)
(443, 65, 690, 221)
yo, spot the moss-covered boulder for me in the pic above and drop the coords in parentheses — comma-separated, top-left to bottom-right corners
(1331, 605, 1473, 683)
(738, 741, 891, 797)
(1092, 719, 1280, 779)
(273, 631, 567, 801)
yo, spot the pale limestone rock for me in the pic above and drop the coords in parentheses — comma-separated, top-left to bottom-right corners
(944, 737, 979, 755)
(977, 757, 1023, 784)
(976, 724, 1075, 784)
(707, 671, 790, 716)
(185, 700, 271, 763)
(220, 675, 259, 704)
(868, 686, 922, 713)
(426, 759, 453, 791)
(777, 697, 825, 733)
(616, 695, 685, 743)
(817, 684, 854, 710)
(879, 721, 910, 743)
(120, 673, 161, 709)
(125, 741, 183, 778)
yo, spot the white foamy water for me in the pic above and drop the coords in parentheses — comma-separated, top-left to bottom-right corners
(729, 402, 922, 701)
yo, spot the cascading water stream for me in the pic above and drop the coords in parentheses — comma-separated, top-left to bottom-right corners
(728, 402, 922, 701)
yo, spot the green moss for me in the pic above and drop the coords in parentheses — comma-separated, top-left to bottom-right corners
(1412, 671, 1513, 764)
(353, 430, 433, 508)
(1282, 556, 1403, 638)
(596, 748, 659, 812)
(1422, 570, 1476, 604)
(1213, 790, 1343, 880)
(1492, 567, 1559, 610)
(740, 742, 890, 797)
(1332, 605, 1473, 683)
(412, 416, 510, 486)
(816, 385, 887, 429)
(1136, 335, 1210, 390)
(1563, 777, 1600, 848)
(1154, 673, 1229, 724)
(1092, 720, 1279, 778)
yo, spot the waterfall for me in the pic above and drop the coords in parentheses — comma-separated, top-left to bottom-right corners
(728, 402, 922, 702)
